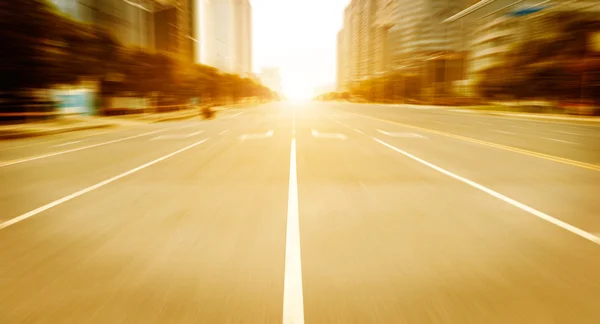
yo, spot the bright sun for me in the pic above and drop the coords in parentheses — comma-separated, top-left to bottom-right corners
(283, 78, 312, 102)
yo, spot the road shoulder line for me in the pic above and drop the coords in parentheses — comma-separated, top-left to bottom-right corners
(373, 137, 600, 246)
(0, 138, 209, 231)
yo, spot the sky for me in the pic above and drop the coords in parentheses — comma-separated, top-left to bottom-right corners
(252, 0, 349, 99)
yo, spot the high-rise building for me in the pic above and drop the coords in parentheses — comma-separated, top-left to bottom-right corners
(51, 0, 156, 50)
(337, 29, 347, 91)
(231, 0, 253, 77)
(154, 0, 197, 63)
(446, 0, 600, 95)
(52, 0, 197, 62)
(199, 0, 252, 76)
(338, 0, 466, 87)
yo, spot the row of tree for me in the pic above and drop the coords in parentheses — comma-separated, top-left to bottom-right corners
(0, 0, 276, 113)
(475, 9, 600, 106)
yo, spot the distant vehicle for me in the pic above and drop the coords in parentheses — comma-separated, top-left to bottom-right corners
(200, 106, 216, 120)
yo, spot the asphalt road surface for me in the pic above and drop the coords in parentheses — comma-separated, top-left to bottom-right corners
(1, 102, 600, 323)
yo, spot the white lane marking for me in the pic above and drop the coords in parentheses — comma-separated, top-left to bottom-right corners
(556, 131, 585, 136)
(0, 129, 169, 168)
(491, 130, 514, 135)
(282, 137, 304, 324)
(543, 137, 580, 145)
(226, 112, 243, 118)
(376, 130, 425, 138)
(476, 122, 492, 126)
(52, 140, 84, 148)
(354, 129, 365, 135)
(431, 121, 446, 125)
(219, 129, 229, 135)
(0, 138, 209, 231)
(240, 130, 274, 140)
(150, 130, 204, 140)
(374, 138, 600, 246)
(311, 129, 347, 140)
(186, 130, 204, 137)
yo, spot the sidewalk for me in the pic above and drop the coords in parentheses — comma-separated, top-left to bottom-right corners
(109, 108, 200, 123)
(0, 102, 264, 140)
(0, 116, 120, 140)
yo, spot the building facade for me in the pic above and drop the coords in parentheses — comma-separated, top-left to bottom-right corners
(199, 0, 252, 76)
(51, 0, 156, 49)
(338, 0, 467, 89)
(443, 0, 600, 95)
(51, 0, 197, 62)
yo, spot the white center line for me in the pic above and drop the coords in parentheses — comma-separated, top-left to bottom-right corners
(219, 129, 229, 135)
(283, 118, 304, 324)
(543, 137, 580, 145)
(476, 122, 492, 126)
(354, 128, 365, 135)
(431, 121, 446, 125)
(0, 129, 170, 168)
(0, 138, 209, 231)
(491, 130, 514, 135)
(373, 138, 600, 246)
(52, 140, 84, 148)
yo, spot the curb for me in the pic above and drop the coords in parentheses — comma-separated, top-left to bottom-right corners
(0, 123, 116, 140)
(151, 112, 199, 123)
(484, 111, 600, 123)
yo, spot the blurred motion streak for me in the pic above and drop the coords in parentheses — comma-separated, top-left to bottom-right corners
(0, 0, 277, 125)
(325, 0, 600, 116)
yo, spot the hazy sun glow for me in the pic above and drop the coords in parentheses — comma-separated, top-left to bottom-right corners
(252, 0, 348, 98)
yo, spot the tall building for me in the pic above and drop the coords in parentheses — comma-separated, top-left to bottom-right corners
(337, 29, 347, 91)
(231, 0, 253, 77)
(340, 0, 378, 85)
(154, 0, 197, 63)
(199, 0, 252, 76)
(51, 0, 156, 50)
(51, 0, 197, 62)
(338, 0, 466, 87)
(377, 0, 465, 71)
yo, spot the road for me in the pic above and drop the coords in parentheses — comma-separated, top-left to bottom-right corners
(1, 102, 600, 323)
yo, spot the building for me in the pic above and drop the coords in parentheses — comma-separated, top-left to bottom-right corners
(258, 67, 283, 96)
(338, 0, 466, 89)
(51, 0, 156, 49)
(153, 0, 197, 63)
(199, 0, 252, 76)
(443, 0, 600, 95)
(375, 0, 466, 72)
(51, 0, 197, 62)
(337, 0, 377, 87)
(337, 29, 347, 91)
(231, 0, 253, 77)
